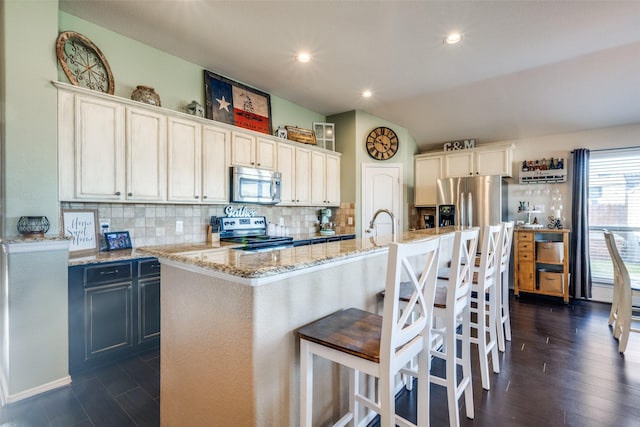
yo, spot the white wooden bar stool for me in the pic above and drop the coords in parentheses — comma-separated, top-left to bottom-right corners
(430, 228, 479, 427)
(469, 224, 501, 390)
(297, 237, 441, 427)
(496, 221, 515, 352)
(603, 230, 640, 353)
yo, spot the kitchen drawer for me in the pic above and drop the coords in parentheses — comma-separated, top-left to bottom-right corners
(537, 242, 564, 263)
(518, 241, 534, 251)
(85, 262, 132, 286)
(518, 251, 534, 262)
(518, 231, 534, 241)
(538, 270, 563, 293)
(138, 258, 161, 277)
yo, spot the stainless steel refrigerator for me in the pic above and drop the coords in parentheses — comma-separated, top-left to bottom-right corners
(436, 175, 508, 245)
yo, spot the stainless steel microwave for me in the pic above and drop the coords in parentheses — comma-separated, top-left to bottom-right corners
(230, 166, 281, 204)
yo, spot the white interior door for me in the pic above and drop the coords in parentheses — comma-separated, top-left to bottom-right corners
(361, 163, 403, 239)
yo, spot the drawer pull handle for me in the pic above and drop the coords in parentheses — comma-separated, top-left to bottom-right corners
(100, 270, 118, 275)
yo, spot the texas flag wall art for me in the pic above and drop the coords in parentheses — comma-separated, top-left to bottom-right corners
(204, 70, 273, 135)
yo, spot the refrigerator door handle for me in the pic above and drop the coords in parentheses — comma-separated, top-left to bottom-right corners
(459, 192, 465, 228)
(467, 192, 473, 228)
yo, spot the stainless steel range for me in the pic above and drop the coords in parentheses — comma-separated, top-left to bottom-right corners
(218, 216, 293, 251)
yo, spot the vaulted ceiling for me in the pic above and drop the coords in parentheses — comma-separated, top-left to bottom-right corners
(60, 0, 640, 151)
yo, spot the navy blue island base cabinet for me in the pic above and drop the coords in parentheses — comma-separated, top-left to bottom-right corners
(68, 258, 161, 374)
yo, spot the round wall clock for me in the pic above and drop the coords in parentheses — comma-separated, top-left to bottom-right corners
(56, 31, 115, 94)
(366, 126, 399, 160)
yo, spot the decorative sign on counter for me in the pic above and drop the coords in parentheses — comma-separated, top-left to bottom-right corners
(443, 139, 475, 151)
(224, 205, 256, 218)
(62, 209, 99, 256)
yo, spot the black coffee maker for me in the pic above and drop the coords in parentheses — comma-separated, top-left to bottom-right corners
(438, 205, 456, 227)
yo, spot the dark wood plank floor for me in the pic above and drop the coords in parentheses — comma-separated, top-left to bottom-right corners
(0, 350, 159, 427)
(1, 295, 639, 426)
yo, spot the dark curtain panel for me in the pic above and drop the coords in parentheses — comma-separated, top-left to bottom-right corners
(570, 148, 592, 299)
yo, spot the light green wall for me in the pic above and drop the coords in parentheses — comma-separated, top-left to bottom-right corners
(329, 111, 357, 202)
(58, 11, 324, 131)
(270, 96, 325, 132)
(3, 0, 60, 237)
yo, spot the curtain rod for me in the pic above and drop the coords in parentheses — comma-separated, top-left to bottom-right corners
(571, 146, 640, 154)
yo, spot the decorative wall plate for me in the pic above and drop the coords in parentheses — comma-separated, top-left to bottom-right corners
(56, 31, 114, 94)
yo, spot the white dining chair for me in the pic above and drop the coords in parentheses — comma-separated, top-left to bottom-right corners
(496, 221, 515, 352)
(469, 224, 502, 390)
(603, 230, 640, 353)
(430, 228, 479, 427)
(297, 237, 441, 427)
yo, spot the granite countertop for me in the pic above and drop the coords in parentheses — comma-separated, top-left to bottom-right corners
(135, 227, 457, 279)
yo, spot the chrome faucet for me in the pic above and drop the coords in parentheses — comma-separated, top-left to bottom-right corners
(368, 208, 397, 242)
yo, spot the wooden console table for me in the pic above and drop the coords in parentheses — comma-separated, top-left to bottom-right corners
(514, 228, 570, 303)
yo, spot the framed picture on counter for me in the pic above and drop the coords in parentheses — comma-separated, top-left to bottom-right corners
(61, 209, 99, 256)
(204, 69, 272, 135)
(104, 231, 132, 251)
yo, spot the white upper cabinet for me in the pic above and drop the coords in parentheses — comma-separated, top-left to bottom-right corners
(324, 152, 340, 207)
(166, 119, 231, 204)
(201, 124, 230, 203)
(126, 107, 167, 201)
(414, 155, 444, 206)
(59, 90, 126, 201)
(475, 145, 513, 176)
(415, 143, 514, 206)
(444, 151, 474, 178)
(59, 87, 166, 203)
(56, 82, 338, 206)
(231, 131, 276, 170)
(311, 151, 341, 206)
(444, 143, 514, 177)
(277, 142, 312, 205)
(276, 142, 296, 205)
(167, 117, 202, 203)
(294, 146, 312, 205)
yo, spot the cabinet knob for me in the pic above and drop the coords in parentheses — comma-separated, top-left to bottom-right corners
(194, 195, 199, 199)
(203, 195, 208, 199)
(115, 191, 121, 196)
(128, 192, 133, 197)
(257, 163, 261, 166)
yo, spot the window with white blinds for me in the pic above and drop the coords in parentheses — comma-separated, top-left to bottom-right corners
(588, 147, 640, 284)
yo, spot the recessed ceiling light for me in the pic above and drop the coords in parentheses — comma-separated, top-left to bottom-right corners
(362, 90, 372, 98)
(297, 52, 311, 63)
(444, 33, 462, 44)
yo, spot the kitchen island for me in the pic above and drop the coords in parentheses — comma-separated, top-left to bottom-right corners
(137, 227, 456, 426)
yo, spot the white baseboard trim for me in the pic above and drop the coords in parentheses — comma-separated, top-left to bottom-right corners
(1, 375, 71, 406)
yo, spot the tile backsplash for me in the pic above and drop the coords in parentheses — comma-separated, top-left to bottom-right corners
(60, 202, 356, 248)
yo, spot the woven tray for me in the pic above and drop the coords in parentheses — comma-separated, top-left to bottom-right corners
(285, 126, 316, 145)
